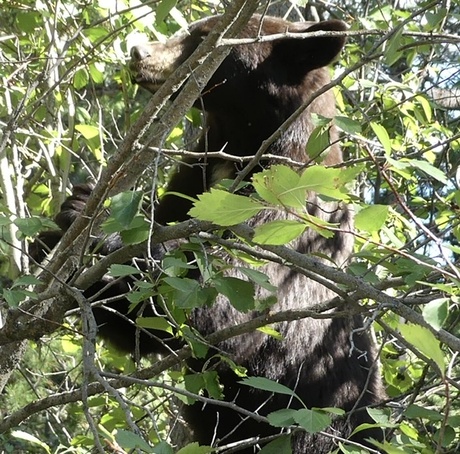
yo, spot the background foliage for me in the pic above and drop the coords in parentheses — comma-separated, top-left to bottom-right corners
(0, 0, 459, 453)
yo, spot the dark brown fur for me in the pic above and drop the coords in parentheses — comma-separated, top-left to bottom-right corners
(36, 14, 385, 453)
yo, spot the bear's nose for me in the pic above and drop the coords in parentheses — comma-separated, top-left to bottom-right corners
(130, 45, 151, 61)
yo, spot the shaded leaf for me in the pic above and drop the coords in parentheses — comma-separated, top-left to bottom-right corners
(213, 276, 255, 312)
(259, 435, 292, 453)
(293, 408, 331, 433)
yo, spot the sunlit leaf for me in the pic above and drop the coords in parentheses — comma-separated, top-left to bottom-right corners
(370, 122, 392, 154)
(253, 220, 306, 245)
(398, 323, 445, 375)
(355, 205, 389, 233)
(189, 189, 264, 225)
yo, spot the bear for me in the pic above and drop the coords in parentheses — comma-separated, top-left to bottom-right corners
(34, 13, 386, 454)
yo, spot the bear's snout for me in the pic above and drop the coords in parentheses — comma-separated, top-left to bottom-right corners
(130, 45, 151, 62)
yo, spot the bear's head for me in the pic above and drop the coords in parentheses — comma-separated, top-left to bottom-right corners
(129, 15, 346, 118)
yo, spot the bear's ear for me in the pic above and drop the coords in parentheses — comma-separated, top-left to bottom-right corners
(275, 20, 347, 71)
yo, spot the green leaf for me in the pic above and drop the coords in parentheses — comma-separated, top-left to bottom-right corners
(75, 124, 99, 140)
(152, 441, 175, 454)
(384, 27, 403, 66)
(156, 0, 178, 24)
(407, 159, 448, 184)
(213, 276, 255, 312)
(257, 325, 283, 340)
(252, 165, 305, 209)
(11, 275, 42, 288)
(110, 191, 143, 229)
(266, 408, 298, 427)
(136, 317, 173, 334)
(335, 116, 362, 134)
(163, 277, 211, 309)
(398, 323, 445, 374)
(176, 443, 212, 454)
(237, 268, 276, 292)
(120, 221, 150, 245)
(253, 220, 306, 245)
(73, 68, 89, 89)
(109, 264, 139, 277)
(367, 407, 391, 424)
(3, 289, 29, 307)
(11, 431, 51, 454)
(184, 371, 221, 400)
(298, 165, 348, 200)
(115, 430, 154, 452)
(240, 377, 298, 397)
(423, 298, 448, 330)
(14, 217, 43, 237)
(405, 404, 443, 421)
(293, 408, 331, 433)
(370, 122, 392, 154)
(355, 205, 389, 233)
(258, 434, 292, 453)
(305, 125, 331, 160)
(189, 189, 264, 225)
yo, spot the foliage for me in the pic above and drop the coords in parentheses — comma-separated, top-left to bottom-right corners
(0, 0, 459, 453)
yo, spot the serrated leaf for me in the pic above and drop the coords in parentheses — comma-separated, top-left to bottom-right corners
(299, 165, 348, 200)
(163, 277, 205, 309)
(266, 408, 298, 427)
(398, 323, 445, 374)
(252, 165, 305, 209)
(213, 276, 254, 312)
(293, 408, 331, 433)
(370, 122, 392, 154)
(189, 189, 264, 225)
(355, 205, 389, 233)
(422, 298, 448, 330)
(253, 220, 306, 245)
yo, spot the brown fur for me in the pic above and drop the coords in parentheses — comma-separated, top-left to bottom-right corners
(36, 14, 385, 453)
